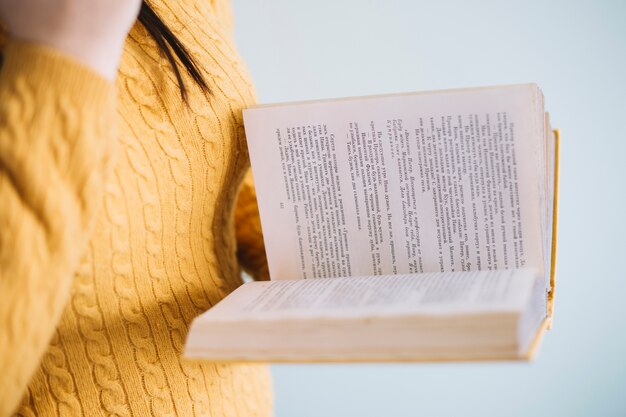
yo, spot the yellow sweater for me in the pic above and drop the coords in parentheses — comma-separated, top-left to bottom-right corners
(0, 1, 273, 416)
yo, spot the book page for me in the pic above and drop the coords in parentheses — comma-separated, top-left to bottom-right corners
(244, 85, 545, 280)
(200, 269, 537, 320)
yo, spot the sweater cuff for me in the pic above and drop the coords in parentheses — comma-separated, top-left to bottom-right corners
(0, 39, 115, 105)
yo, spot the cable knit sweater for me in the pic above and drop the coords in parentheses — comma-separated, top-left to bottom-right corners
(0, 1, 273, 416)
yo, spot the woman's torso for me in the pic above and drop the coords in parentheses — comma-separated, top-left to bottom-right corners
(15, 1, 273, 416)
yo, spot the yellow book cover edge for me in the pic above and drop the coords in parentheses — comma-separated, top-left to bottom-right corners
(547, 129, 560, 328)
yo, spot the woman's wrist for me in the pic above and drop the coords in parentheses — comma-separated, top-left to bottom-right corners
(0, 0, 142, 81)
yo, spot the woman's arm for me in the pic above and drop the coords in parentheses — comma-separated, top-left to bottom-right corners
(0, 2, 140, 415)
(0, 39, 116, 417)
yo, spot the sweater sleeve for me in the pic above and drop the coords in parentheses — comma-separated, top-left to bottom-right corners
(0, 40, 118, 417)
(234, 168, 270, 281)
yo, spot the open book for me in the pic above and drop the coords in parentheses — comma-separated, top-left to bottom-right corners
(185, 84, 559, 362)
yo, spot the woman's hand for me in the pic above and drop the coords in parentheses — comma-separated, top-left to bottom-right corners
(0, 0, 142, 80)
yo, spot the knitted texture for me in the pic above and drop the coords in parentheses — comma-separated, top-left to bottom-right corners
(0, 1, 273, 416)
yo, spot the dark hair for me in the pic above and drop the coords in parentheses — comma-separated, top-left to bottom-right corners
(139, 1, 209, 100)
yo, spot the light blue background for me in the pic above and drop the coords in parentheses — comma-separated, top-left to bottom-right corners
(232, 1, 626, 416)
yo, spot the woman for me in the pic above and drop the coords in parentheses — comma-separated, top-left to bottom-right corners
(0, 1, 273, 416)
